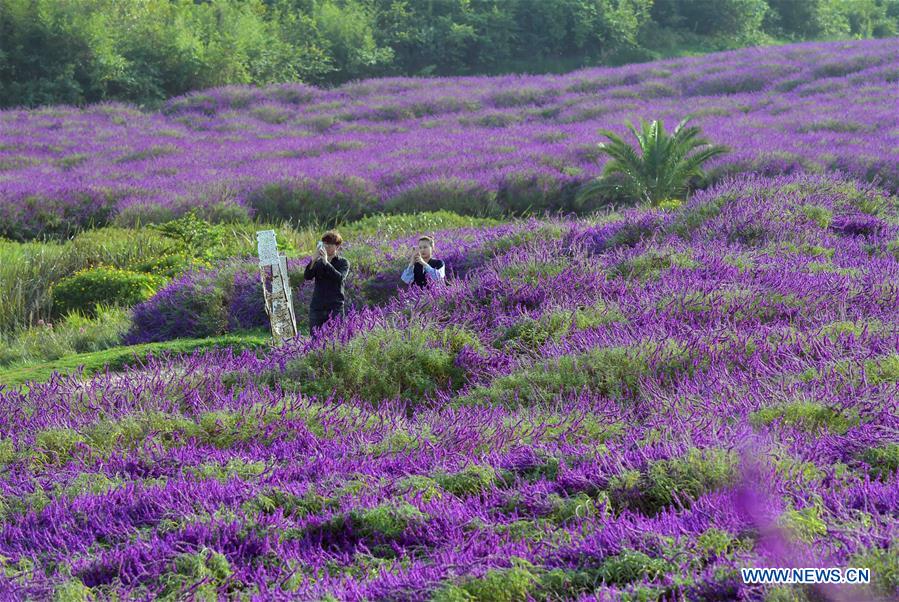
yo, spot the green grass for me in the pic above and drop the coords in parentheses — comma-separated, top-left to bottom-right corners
(0, 332, 269, 389)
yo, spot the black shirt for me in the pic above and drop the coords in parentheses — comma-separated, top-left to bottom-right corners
(304, 255, 349, 310)
(413, 258, 445, 287)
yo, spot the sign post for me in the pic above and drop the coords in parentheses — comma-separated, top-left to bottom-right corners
(256, 230, 297, 346)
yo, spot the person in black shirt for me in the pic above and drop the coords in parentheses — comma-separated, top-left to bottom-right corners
(401, 235, 445, 287)
(303, 230, 349, 336)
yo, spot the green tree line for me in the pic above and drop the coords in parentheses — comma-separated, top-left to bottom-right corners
(1, 0, 897, 108)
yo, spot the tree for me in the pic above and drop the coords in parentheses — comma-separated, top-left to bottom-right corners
(576, 116, 729, 207)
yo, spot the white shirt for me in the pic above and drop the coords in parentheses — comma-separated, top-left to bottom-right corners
(401, 260, 445, 284)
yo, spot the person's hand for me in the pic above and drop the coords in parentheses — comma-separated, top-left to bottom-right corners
(414, 252, 425, 265)
(317, 247, 327, 261)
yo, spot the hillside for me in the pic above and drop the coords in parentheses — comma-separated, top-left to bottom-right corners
(0, 38, 897, 242)
(1, 172, 897, 599)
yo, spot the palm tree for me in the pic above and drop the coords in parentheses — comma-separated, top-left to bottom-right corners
(576, 116, 729, 207)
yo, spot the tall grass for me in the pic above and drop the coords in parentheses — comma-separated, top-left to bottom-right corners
(0, 306, 131, 367)
(0, 211, 501, 336)
(0, 230, 173, 334)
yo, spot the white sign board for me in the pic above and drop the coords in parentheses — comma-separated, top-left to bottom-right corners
(256, 230, 279, 266)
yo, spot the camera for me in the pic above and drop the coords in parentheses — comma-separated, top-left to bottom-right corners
(316, 241, 324, 252)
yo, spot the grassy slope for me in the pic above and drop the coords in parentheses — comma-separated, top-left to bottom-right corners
(0, 331, 270, 389)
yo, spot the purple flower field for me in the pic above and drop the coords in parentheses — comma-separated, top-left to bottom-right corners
(1, 39, 897, 240)
(1, 170, 898, 599)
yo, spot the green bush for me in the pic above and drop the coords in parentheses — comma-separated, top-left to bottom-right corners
(865, 354, 899, 385)
(494, 302, 626, 350)
(159, 548, 232, 602)
(778, 503, 828, 544)
(270, 323, 484, 405)
(0, 439, 15, 468)
(499, 258, 568, 287)
(849, 541, 899, 598)
(396, 476, 442, 503)
(0, 227, 178, 335)
(547, 492, 597, 523)
(749, 400, 859, 435)
(608, 249, 699, 281)
(608, 448, 738, 515)
(432, 558, 539, 602)
(349, 502, 427, 539)
(51, 267, 165, 317)
(539, 549, 675, 599)
(341, 211, 499, 240)
(53, 579, 94, 602)
(82, 411, 200, 455)
(150, 211, 230, 260)
(434, 465, 497, 497)
(244, 487, 338, 520)
(597, 549, 675, 584)
(461, 341, 693, 407)
(129, 253, 204, 278)
(485, 223, 566, 255)
(33, 428, 87, 466)
(860, 444, 899, 481)
(799, 205, 833, 228)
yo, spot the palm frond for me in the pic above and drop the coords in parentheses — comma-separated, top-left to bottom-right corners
(581, 116, 729, 207)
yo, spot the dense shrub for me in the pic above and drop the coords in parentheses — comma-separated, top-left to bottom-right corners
(749, 400, 859, 435)
(349, 502, 428, 539)
(460, 342, 694, 407)
(860, 444, 899, 481)
(608, 248, 699, 281)
(51, 267, 165, 317)
(848, 542, 899, 598)
(494, 302, 625, 351)
(432, 558, 539, 602)
(434, 465, 497, 497)
(608, 447, 739, 515)
(159, 549, 232, 601)
(268, 323, 487, 405)
(653, 0, 769, 38)
(341, 211, 499, 240)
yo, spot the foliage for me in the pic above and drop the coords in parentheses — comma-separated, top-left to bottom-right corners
(51, 267, 165, 317)
(270, 323, 483, 406)
(3, 0, 896, 109)
(432, 558, 539, 602)
(849, 541, 899, 597)
(748, 400, 859, 435)
(0, 332, 268, 388)
(608, 448, 739, 515)
(0, 306, 130, 367)
(577, 116, 730, 207)
(0, 172, 898, 598)
(460, 342, 695, 407)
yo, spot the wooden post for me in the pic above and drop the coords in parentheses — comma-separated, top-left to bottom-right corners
(256, 230, 297, 346)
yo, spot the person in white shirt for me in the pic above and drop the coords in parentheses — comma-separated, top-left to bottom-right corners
(401, 235, 445, 287)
